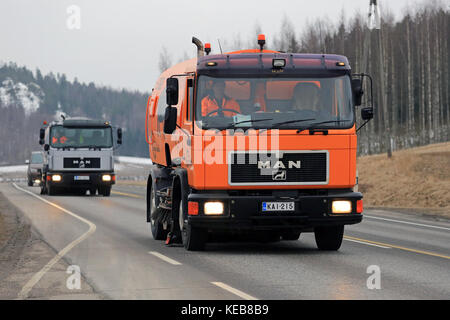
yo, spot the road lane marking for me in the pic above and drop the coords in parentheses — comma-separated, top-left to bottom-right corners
(365, 215, 450, 231)
(211, 282, 258, 300)
(12, 183, 96, 299)
(344, 235, 450, 260)
(111, 190, 143, 199)
(148, 251, 182, 265)
(344, 238, 391, 249)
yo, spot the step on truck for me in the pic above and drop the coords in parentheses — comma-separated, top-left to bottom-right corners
(38, 117, 123, 196)
(145, 35, 374, 251)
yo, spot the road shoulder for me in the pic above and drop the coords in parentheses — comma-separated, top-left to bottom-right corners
(0, 190, 103, 300)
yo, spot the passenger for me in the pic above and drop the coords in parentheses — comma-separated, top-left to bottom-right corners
(292, 82, 322, 114)
(201, 80, 241, 117)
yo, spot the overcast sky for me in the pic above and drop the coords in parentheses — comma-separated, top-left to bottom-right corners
(0, 0, 417, 93)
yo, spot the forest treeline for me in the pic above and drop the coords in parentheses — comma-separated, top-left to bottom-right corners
(279, 1, 449, 155)
(0, 64, 149, 164)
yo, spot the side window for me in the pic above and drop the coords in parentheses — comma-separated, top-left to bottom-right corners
(156, 89, 167, 122)
(187, 85, 193, 122)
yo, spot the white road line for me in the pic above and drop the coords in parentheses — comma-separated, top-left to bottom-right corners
(344, 238, 391, 249)
(211, 282, 258, 300)
(148, 251, 182, 265)
(365, 215, 450, 231)
(12, 183, 96, 300)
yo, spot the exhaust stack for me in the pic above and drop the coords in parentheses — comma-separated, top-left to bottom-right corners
(192, 37, 204, 58)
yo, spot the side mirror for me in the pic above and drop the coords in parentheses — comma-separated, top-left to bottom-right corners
(352, 78, 364, 106)
(166, 78, 179, 106)
(164, 106, 178, 134)
(361, 107, 374, 120)
(44, 144, 49, 151)
(39, 128, 45, 145)
(117, 128, 122, 145)
(25, 160, 30, 164)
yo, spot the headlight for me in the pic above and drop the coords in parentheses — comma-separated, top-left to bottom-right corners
(204, 202, 224, 215)
(34, 179, 41, 184)
(102, 175, 112, 182)
(52, 175, 62, 182)
(332, 200, 352, 214)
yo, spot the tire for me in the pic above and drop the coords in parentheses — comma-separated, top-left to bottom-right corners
(47, 183, 57, 196)
(149, 182, 167, 240)
(27, 178, 33, 187)
(100, 186, 111, 197)
(281, 231, 301, 241)
(314, 226, 344, 251)
(178, 199, 207, 251)
(89, 188, 97, 196)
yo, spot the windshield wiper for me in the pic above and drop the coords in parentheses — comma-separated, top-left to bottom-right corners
(271, 118, 316, 127)
(219, 118, 274, 131)
(296, 120, 352, 133)
(233, 118, 273, 126)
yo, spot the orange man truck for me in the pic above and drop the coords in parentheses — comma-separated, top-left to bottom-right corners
(145, 36, 374, 251)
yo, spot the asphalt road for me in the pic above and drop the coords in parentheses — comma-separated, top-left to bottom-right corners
(0, 181, 449, 300)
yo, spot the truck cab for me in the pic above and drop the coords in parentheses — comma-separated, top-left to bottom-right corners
(39, 117, 122, 196)
(146, 36, 373, 251)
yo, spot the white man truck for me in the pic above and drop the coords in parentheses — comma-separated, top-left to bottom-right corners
(38, 117, 122, 196)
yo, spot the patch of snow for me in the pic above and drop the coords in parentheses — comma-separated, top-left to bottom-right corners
(0, 78, 43, 115)
(115, 156, 152, 165)
(114, 163, 125, 171)
(0, 165, 27, 173)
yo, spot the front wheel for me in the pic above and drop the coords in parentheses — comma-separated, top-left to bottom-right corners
(314, 226, 344, 251)
(99, 186, 111, 197)
(178, 200, 207, 251)
(149, 183, 167, 240)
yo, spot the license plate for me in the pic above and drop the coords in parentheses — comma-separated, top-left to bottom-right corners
(74, 175, 90, 181)
(262, 202, 295, 212)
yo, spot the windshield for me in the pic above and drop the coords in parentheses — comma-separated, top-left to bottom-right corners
(50, 126, 113, 148)
(31, 153, 43, 164)
(195, 75, 354, 130)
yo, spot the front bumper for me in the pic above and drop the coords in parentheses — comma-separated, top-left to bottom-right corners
(187, 190, 363, 232)
(46, 172, 115, 188)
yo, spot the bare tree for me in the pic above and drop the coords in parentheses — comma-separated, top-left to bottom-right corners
(158, 46, 173, 73)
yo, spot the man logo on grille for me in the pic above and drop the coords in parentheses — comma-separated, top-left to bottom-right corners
(272, 170, 286, 181)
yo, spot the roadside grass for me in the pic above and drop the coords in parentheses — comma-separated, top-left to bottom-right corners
(358, 142, 450, 218)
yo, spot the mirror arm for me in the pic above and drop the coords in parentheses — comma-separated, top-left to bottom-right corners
(176, 124, 192, 146)
(357, 120, 371, 133)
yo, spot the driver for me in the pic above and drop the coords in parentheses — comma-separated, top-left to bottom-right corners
(52, 128, 68, 145)
(292, 82, 321, 113)
(201, 80, 241, 117)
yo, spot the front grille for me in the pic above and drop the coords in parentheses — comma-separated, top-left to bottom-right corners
(229, 152, 328, 185)
(64, 157, 101, 169)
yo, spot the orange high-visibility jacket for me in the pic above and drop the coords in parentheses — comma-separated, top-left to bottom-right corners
(201, 96, 241, 117)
